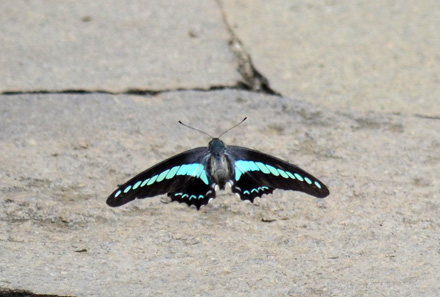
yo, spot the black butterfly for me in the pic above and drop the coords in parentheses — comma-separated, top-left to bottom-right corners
(107, 119, 329, 210)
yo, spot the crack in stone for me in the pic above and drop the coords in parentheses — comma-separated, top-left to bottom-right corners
(0, 288, 74, 297)
(216, 0, 280, 96)
(1, 2, 280, 98)
(0, 84, 247, 96)
(414, 114, 440, 120)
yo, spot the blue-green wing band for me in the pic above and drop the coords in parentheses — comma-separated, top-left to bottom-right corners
(107, 147, 212, 208)
(227, 146, 329, 201)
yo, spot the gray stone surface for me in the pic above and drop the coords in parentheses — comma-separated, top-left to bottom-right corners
(1, 91, 439, 296)
(1, 0, 440, 296)
(220, 0, 440, 117)
(0, 0, 240, 92)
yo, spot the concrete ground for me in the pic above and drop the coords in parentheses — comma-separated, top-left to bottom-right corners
(1, 1, 439, 296)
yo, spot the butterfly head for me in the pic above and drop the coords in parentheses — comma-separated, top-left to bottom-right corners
(208, 138, 226, 156)
(179, 117, 246, 157)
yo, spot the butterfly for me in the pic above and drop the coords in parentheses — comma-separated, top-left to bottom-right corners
(106, 118, 329, 210)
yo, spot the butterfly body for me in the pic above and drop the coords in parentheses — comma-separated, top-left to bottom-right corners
(206, 138, 232, 189)
(107, 138, 329, 210)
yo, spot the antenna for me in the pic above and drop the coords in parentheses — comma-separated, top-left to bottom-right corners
(178, 117, 247, 139)
(178, 120, 214, 138)
(217, 117, 247, 138)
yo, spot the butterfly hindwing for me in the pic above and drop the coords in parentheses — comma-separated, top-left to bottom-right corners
(231, 172, 275, 202)
(168, 177, 215, 210)
(227, 146, 329, 201)
(106, 147, 213, 208)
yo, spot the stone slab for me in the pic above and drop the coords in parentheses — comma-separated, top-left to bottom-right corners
(0, 0, 240, 93)
(220, 0, 440, 117)
(1, 91, 439, 296)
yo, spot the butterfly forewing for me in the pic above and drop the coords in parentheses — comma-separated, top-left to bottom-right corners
(227, 146, 329, 201)
(106, 147, 213, 208)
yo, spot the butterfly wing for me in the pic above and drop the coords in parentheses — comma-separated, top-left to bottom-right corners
(107, 147, 215, 209)
(167, 178, 216, 210)
(226, 146, 329, 202)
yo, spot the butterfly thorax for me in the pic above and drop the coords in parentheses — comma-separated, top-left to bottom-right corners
(207, 138, 233, 189)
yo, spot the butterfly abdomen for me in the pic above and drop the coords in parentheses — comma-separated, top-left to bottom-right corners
(204, 138, 234, 190)
(207, 153, 233, 189)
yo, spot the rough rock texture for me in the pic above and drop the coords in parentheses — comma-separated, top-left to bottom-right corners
(1, 0, 440, 296)
(0, 0, 240, 92)
(1, 91, 439, 296)
(220, 0, 440, 116)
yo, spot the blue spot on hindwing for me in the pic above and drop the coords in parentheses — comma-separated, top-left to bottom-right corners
(192, 164, 203, 177)
(199, 171, 209, 185)
(173, 192, 205, 200)
(242, 186, 270, 196)
(235, 162, 245, 181)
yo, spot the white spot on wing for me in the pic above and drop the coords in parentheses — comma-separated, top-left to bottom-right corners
(226, 181, 233, 190)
